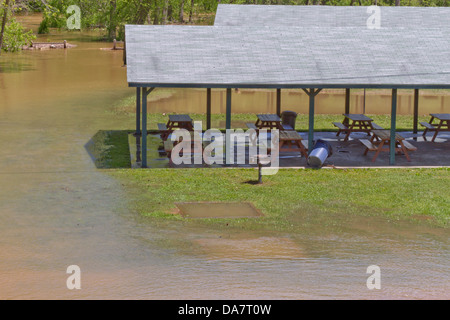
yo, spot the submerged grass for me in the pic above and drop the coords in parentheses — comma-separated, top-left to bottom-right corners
(86, 130, 131, 168)
(109, 168, 450, 230)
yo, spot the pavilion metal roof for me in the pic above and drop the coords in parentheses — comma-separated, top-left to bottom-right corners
(214, 4, 450, 30)
(125, 5, 450, 89)
(125, 23, 450, 89)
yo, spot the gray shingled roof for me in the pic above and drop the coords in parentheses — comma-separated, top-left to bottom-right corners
(125, 6, 450, 89)
(214, 4, 450, 29)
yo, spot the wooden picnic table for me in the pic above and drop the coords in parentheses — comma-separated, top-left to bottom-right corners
(246, 114, 293, 131)
(278, 130, 308, 158)
(167, 114, 194, 130)
(333, 114, 382, 142)
(255, 114, 283, 130)
(158, 114, 194, 141)
(420, 113, 450, 142)
(360, 129, 417, 162)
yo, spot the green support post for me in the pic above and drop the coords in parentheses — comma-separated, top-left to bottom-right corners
(141, 87, 155, 168)
(303, 88, 322, 155)
(141, 87, 148, 168)
(413, 89, 419, 139)
(390, 89, 398, 165)
(344, 88, 350, 126)
(136, 87, 141, 136)
(206, 88, 211, 130)
(276, 88, 281, 116)
(308, 90, 315, 154)
(226, 88, 232, 130)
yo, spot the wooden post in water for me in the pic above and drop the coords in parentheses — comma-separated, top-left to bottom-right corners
(63, 40, 67, 49)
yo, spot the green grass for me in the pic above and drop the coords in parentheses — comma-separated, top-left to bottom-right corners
(86, 130, 131, 168)
(97, 98, 449, 230)
(109, 168, 450, 230)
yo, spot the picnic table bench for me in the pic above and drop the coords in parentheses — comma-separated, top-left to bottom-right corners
(333, 114, 383, 141)
(158, 114, 194, 141)
(255, 114, 283, 130)
(360, 129, 416, 162)
(278, 130, 309, 158)
(247, 113, 294, 131)
(421, 113, 450, 142)
(157, 123, 171, 141)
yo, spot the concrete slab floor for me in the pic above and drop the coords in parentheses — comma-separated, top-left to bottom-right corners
(129, 131, 450, 169)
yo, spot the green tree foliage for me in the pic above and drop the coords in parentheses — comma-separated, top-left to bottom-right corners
(22, 0, 450, 40)
(3, 17, 35, 51)
(0, 0, 36, 52)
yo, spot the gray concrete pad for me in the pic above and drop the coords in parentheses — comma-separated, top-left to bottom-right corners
(298, 131, 450, 168)
(129, 131, 450, 169)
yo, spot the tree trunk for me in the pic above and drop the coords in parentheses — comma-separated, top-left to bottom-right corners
(162, 0, 169, 25)
(167, 2, 173, 22)
(152, 0, 160, 25)
(134, 0, 152, 24)
(395, 0, 401, 5)
(108, 0, 117, 40)
(0, 0, 11, 54)
(179, 0, 185, 23)
(189, 0, 194, 23)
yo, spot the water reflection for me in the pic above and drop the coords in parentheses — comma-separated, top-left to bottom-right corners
(146, 88, 450, 116)
(0, 61, 35, 73)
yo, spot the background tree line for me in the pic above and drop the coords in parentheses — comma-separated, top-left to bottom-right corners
(34, 0, 450, 40)
(0, 0, 448, 52)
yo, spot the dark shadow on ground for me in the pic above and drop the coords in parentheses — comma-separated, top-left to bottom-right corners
(242, 180, 261, 185)
(85, 130, 132, 169)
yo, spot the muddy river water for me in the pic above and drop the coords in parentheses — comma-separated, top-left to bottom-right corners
(0, 15, 448, 299)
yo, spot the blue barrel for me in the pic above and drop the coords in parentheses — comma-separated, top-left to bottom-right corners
(307, 139, 333, 168)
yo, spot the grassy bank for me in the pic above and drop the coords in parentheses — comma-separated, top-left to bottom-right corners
(93, 124, 449, 230)
(85, 130, 131, 168)
(109, 168, 449, 229)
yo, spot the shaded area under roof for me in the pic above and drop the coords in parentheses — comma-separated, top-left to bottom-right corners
(125, 24, 450, 89)
(214, 4, 450, 29)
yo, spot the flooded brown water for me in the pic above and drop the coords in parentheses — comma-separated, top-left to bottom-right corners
(0, 14, 448, 299)
(147, 87, 450, 116)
